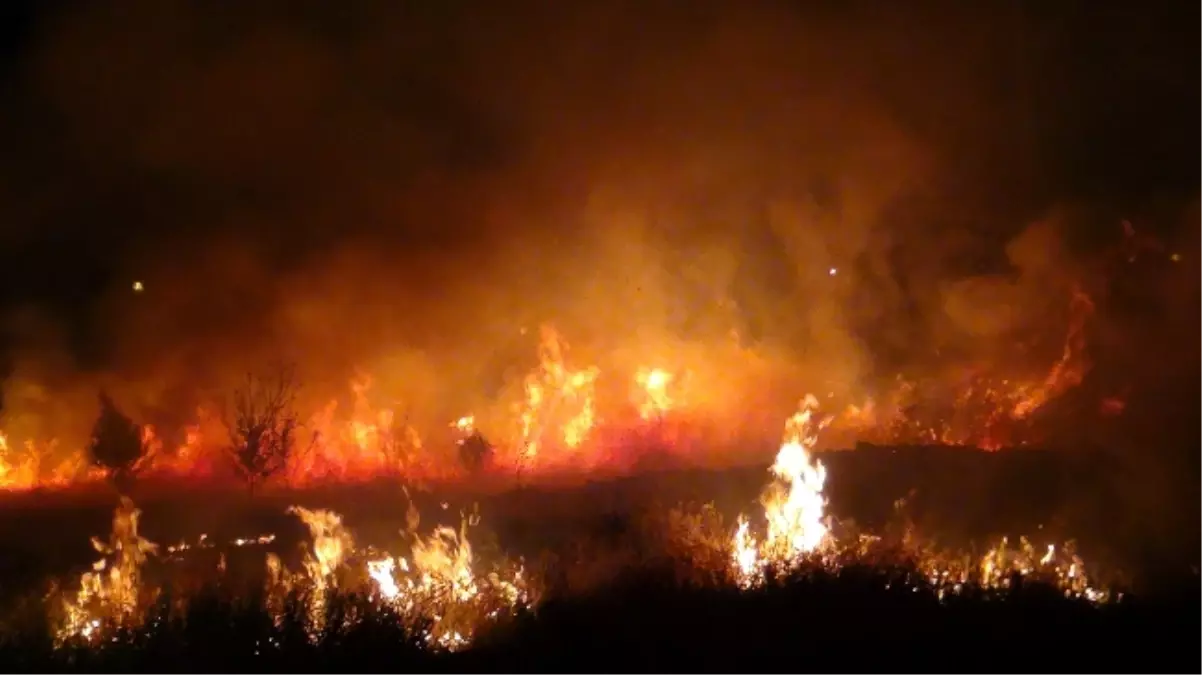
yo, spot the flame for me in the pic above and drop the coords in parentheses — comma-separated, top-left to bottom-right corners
(274, 506, 354, 638)
(513, 325, 599, 470)
(38, 449, 1112, 657)
(261, 500, 527, 650)
(1012, 286, 1095, 419)
(285, 374, 427, 486)
(634, 367, 675, 420)
(715, 399, 1111, 597)
(0, 292, 1104, 493)
(825, 288, 1098, 450)
(57, 498, 159, 645)
(366, 509, 527, 650)
(905, 534, 1110, 603)
(0, 431, 99, 490)
(732, 395, 830, 586)
(453, 415, 476, 435)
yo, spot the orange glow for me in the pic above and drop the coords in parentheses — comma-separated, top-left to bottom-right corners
(634, 367, 675, 421)
(0, 289, 1108, 492)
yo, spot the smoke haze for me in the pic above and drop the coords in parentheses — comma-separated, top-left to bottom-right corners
(0, 0, 1195, 454)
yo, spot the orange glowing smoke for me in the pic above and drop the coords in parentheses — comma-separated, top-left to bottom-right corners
(0, 432, 98, 491)
(282, 373, 433, 486)
(511, 326, 599, 471)
(830, 287, 1098, 450)
(0, 283, 1107, 493)
(634, 367, 675, 421)
(1012, 286, 1095, 419)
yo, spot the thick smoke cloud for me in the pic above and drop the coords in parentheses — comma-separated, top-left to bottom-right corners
(0, 0, 1195, 453)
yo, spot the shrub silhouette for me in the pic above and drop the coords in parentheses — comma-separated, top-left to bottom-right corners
(458, 430, 494, 472)
(225, 365, 300, 495)
(88, 393, 146, 492)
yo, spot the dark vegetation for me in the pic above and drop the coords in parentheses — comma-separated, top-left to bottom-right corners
(0, 570, 1196, 672)
(457, 431, 494, 473)
(0, 446, 1195, 671)
(224, 367, 301, 496)
(0, 446, 1196, 594)
(87, 393, 146, 493)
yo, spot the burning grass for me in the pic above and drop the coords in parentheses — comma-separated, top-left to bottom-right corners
(0, 494, 1192, 670)
(0, 378, 1189, 670)
(1, 495, 1193, 672)
(15, 398, 1139, 666)
(0, 296, 1102, 494)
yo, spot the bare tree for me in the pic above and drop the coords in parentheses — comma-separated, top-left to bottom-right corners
(224, 365, 300, 496)
(88, 392, 147, 494)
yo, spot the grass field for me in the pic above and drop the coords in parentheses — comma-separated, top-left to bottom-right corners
(0, 445, 1196, 671)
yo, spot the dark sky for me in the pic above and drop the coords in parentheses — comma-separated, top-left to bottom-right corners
(0, 0, 1195, 400)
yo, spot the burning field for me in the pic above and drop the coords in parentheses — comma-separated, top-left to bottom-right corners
(0, 288, 1103, 492)
(0, 401, 1154, 668)
(0, 243, 1192, 662)
(0, 0, 1197, 670)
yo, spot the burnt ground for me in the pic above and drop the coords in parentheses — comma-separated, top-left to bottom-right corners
(0, 444, 1195, 593)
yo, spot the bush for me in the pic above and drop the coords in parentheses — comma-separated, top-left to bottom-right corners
(88, 393, 146, 492)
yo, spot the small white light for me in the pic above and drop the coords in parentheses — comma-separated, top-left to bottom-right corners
(132, 281, 144, 293)
(828, 267, 837, 276)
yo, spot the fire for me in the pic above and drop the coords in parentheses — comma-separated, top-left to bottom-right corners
(285, 374, 426, 485)
(453, 415, 476, 435)
(57, 497, 158, 645)
(514, 326, 599, 469)
(634, 367, 675, 420)
(41, 433, 1114, 655)
(732, 395, 830, 586)
(0, 432, 96, 491)
(825, 287, 1099, 450)
(265, 500, 528, 650)
(365, 510, 528, 650)
(276, 506, 355, 637)
(50, 491, 528, 651)
(723, 401, 1109, 601)
(762, 396, 830, 557)
(0, 284, 1107, 493)
(906, 534, 1110, 603)
(1012, 286, 1095, 419)
(832, 374, 1040, 450)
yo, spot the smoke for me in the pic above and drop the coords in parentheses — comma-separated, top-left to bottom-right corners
(0, 1, 1195, 454)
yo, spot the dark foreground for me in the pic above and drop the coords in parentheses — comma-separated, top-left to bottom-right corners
(0, 446, 1197, 671)
(0, 571, 1197, 673)
(2, 444, 1196, 596)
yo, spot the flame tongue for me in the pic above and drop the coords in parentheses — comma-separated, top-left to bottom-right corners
(764, 404, 829, 558)
(733, 395, 830, 585)
(58, 497, 159, 644)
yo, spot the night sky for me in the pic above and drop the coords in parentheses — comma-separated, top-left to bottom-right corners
(0, 0, 1195, 393)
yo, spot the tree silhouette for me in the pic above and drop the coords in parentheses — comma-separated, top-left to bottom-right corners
(224, 366, 300, 495)
(458, 430, 493, 473)
(88, 393, 146, 493)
